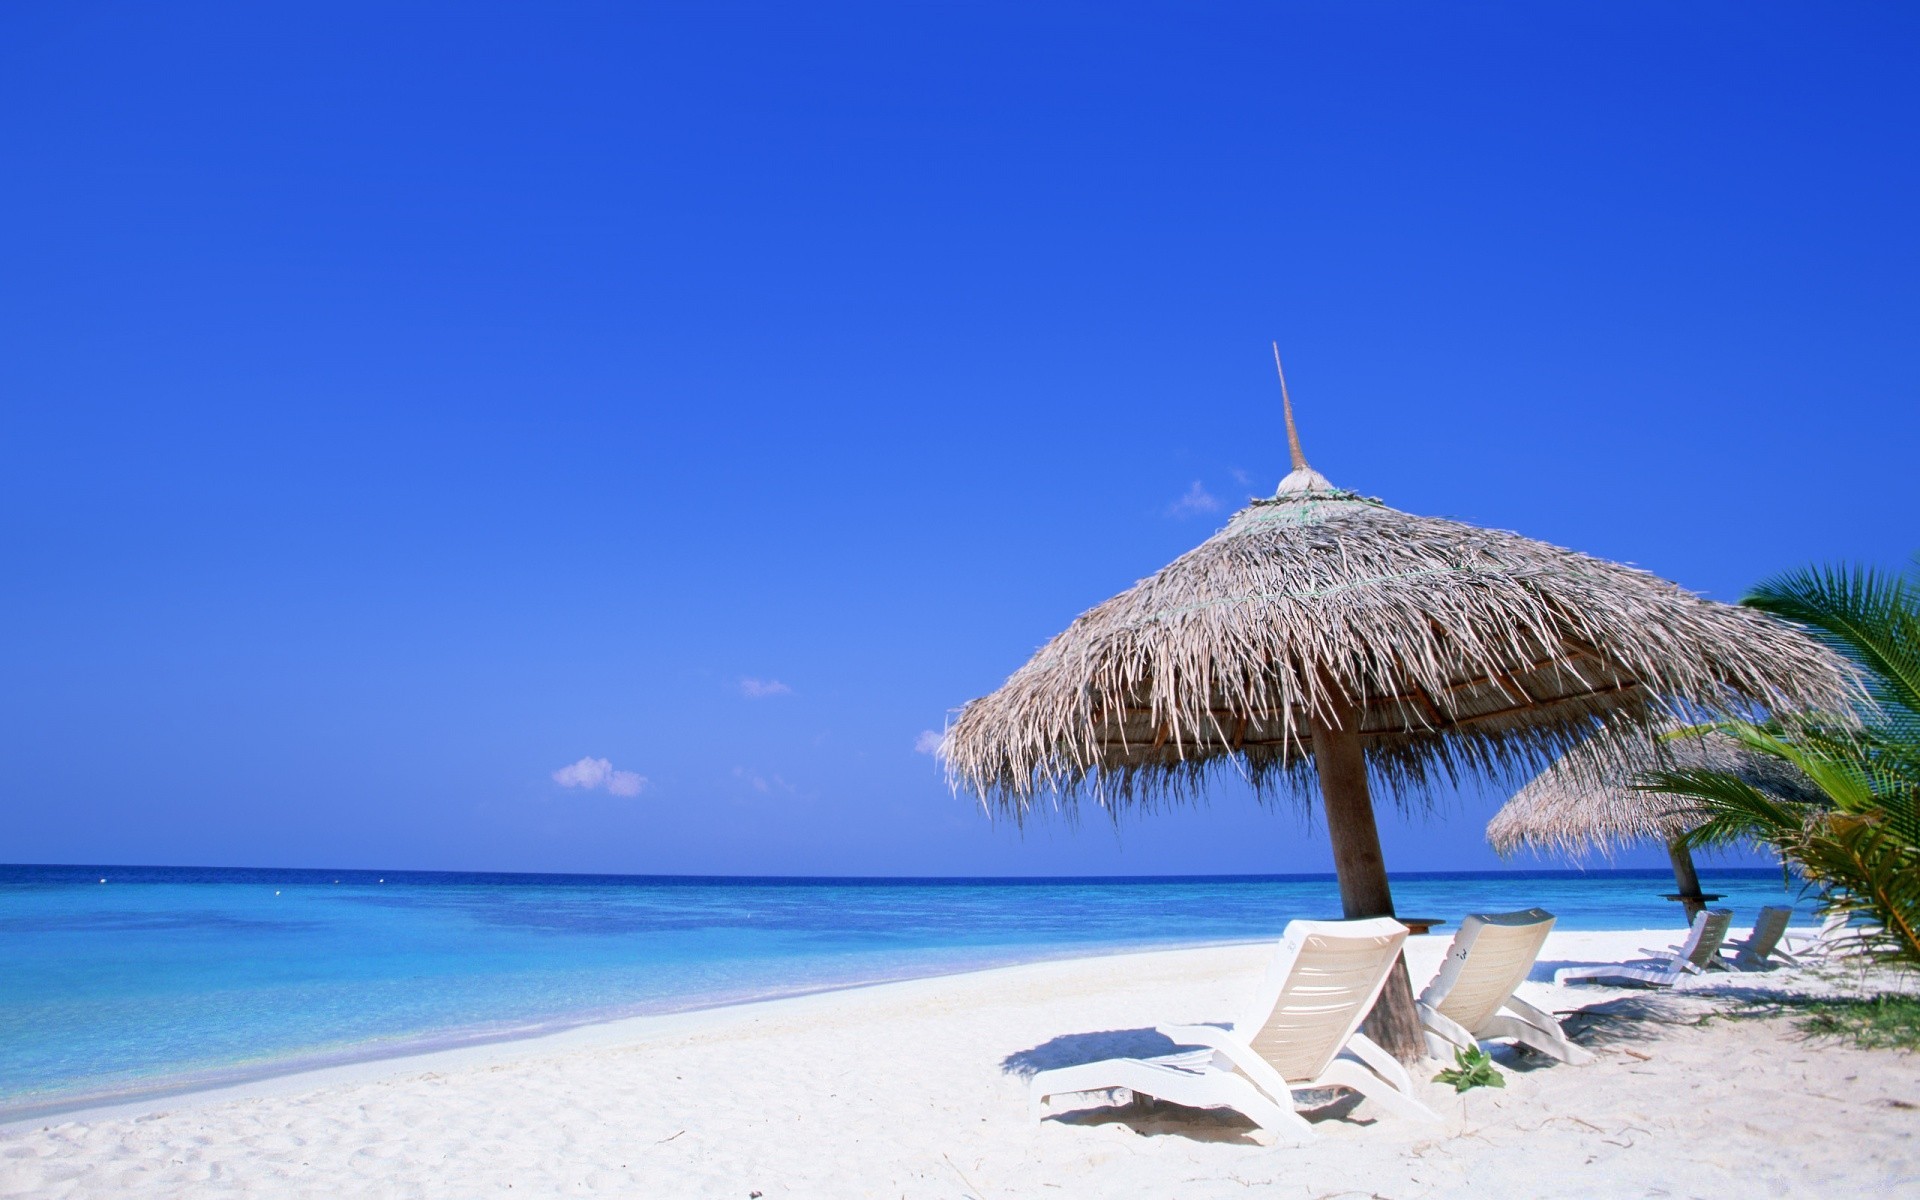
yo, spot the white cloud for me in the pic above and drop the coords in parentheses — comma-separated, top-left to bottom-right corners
(914, 730, 945, 756)
(552, 756, 649, 797)
(1167, 480, 1221, 517)
(740, 677, 793, 698)
(605, 769, 646, 796)
(552, 757, 613, 789)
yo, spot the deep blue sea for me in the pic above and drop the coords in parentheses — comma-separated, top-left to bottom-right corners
(0, 864, 1807, 1121)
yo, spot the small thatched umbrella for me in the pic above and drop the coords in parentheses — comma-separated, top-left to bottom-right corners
(1489, 728, 1820, 919)
(943, 355, 1855, 1062)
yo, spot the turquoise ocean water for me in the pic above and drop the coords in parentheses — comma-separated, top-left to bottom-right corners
(0, 864, 1807, 1121)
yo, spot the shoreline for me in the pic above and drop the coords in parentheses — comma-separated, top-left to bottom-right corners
(6, 926, 1914, 1198)
(1, 936, 1277, 1130)
(6, 866, 1817, 1131)
(5, 927, 1698, 1132)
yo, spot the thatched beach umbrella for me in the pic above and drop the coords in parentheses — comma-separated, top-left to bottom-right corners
(942, 355, 1855, 1062)
(1489, 729, 1820, 919)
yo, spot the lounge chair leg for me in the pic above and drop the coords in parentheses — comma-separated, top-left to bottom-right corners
(1416, 1004, 1476, 1064)
(1482, 1006, 1595, 1066)
(1316, 1059, 1442, 1126)
(1029, 1063, 1140, 1122)
(1525, 1029, 1595, 1065)
(1240, 1092, 1316, 1145)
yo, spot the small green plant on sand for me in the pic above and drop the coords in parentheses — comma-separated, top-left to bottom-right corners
(1432, 1046, 1505, 1092)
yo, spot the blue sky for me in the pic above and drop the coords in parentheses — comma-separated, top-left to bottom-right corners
(2, 3, 1914, 877)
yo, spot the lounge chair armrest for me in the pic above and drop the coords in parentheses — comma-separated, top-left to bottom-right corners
(1637, 945, 1682, 959)
(1156, 1023, 1235, 1049)
(1154, 1024, 1294, 1105)
(1341, 1031, 1417, 1093)
(1499, 993, 1562, 1033)
(1416, 1002, 1478, 1055)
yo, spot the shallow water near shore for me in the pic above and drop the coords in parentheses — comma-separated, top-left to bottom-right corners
(0, 864, 1806, 1120)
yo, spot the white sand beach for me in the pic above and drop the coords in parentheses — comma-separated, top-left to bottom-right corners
(4, 927, 1916, 1198)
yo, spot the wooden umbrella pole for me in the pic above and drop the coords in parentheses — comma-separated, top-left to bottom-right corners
(1667, 837, 1708, 921)
(1309, 697, 1427, 1064)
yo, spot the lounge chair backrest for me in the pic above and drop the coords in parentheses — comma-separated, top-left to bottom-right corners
(1681, 909, 1734, 967)
(1235, 917, 1408, 1085)
(1418, 908, 1555, 1031)
(1742, 906, 1793, 961)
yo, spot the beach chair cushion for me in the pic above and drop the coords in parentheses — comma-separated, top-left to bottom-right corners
(1243, 920, 1411, 1083)
(1418, 908, 1555, 1033)
(1725, 906, 1793, 971)
(1680, 909, 1735, 969)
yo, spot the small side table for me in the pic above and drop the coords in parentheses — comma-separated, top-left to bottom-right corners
(1662, 893, 1725, 921)
(1325, 916, 1445, 935)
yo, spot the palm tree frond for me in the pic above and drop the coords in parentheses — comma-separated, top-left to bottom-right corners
(1745, 563, 1920, 720)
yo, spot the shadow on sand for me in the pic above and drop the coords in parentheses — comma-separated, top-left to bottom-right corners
(1549, 993, 1714, 1050)
(999, 1027, 1180, 1078)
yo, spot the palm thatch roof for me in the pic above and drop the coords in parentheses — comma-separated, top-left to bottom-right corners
(1487, 728, 1821, 860)
(943, 465, 1857, 818)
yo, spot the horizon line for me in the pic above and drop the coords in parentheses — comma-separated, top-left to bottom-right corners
(3, 862, 1793, 885)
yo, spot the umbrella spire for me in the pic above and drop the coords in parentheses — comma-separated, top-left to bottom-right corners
(1271, 343, 1333, 496)
(1272, 342, 1308, 472)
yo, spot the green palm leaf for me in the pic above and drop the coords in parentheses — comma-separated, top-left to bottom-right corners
(1745, 562, 1920, 723)
(1643, 558, 1920, 967)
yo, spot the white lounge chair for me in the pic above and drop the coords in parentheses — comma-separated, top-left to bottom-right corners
(1719, 905, 1796, 972)
(1417, 908, 1593, 1065)
(1028, 917, 1441, 1144)
(1782, 911, 1854, 961)
(1554, 908, 1733, 988)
